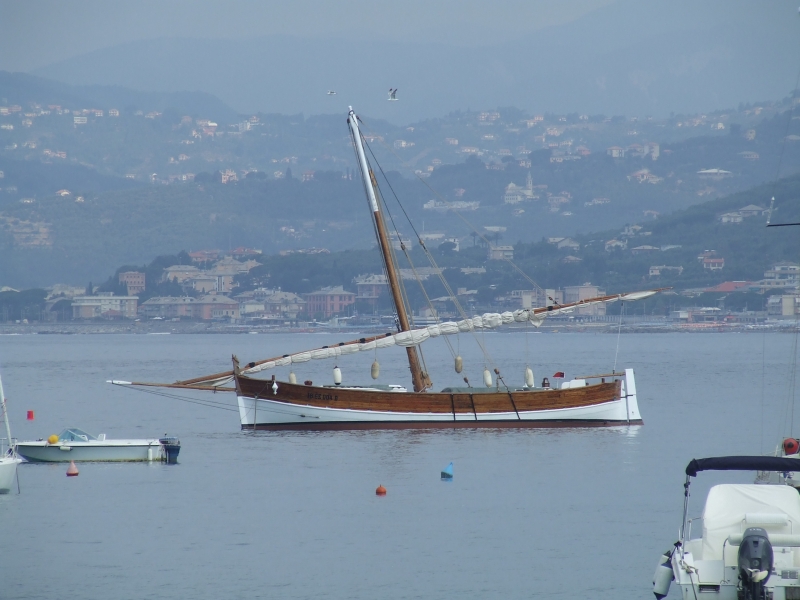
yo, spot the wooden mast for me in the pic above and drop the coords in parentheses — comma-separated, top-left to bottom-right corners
(348, 108, 429, 392)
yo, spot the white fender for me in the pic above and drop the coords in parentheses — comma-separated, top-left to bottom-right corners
(652, 553, 673, 600)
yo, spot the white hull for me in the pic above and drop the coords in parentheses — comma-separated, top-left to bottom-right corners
(665, 483, 800, 600)
(237, 369, 640, 428)
(0, 456, 21, 493)
(16, 440, 164, 462)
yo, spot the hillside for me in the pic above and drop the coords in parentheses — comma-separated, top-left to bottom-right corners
(131, 175, 800, 313)
(0, 71, 240, 123)
(1, 70, 798, 288)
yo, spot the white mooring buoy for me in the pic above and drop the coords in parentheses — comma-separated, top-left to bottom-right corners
(288, 371, 297, 384)
(454, 356, 463, 373)
(483, 368, 493, 388)
(371, 360, 380, 380)
(333, 366, 342, 386)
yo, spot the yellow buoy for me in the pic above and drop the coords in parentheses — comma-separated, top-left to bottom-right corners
(47, 434, 59, 445)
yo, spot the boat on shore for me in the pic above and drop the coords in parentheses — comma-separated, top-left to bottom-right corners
(0, 373, 22, 493)
(16, 428, 180, 463)
(654, 456, 800, 600)
(112, 106, 663, 431)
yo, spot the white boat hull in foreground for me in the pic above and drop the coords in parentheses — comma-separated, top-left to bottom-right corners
(655, 457, 800, 600)
(0, 455, 21, 493)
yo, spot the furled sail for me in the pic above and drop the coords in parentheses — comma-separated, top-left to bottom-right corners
(106, 288, 662, 390)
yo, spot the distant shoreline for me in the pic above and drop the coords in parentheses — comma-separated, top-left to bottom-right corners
(0, 321, 796, 335)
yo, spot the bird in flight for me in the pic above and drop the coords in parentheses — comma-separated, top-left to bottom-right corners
(327, 90, 337, 95)
(388, 88, 398, 101)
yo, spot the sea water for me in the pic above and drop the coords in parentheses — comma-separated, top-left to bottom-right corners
(0, 332, 797, 599)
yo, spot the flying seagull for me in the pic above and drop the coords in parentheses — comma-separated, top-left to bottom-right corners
(327, 90, 337, 95)
(388, 88, 398, 101)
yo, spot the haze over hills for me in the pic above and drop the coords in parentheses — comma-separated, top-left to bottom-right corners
(28, 0, 800, 124)
(1, 63, 799, 289)
(0, 72, 240, 123)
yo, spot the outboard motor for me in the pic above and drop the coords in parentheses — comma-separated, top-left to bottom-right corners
(652, 550, 674, 599)
(159, 435, 181, 464)
(738, 527, 773, 600)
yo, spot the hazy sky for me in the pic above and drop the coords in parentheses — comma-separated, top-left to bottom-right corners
(0, 0, 614, 72)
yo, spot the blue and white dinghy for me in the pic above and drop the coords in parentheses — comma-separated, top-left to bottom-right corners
(16, 428, 180, 463)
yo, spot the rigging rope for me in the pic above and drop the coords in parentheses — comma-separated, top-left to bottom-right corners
(770, 65, 800, 203)
(789, 310, 799, 437)
(350, 125, 410, 331)
(613, 302, 624, 374)
(115, 383, 240, 412)
(360, 117, 546, 294)
(363, 136, 497, 369)
(761, 328, 766, 454)
(353, 126, 433, 378)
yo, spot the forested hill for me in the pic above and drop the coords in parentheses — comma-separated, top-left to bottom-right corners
(510, 174, 800, 293)
(0, 77, 798, 288)
(13, 173, 794, 325)
(231, 174, 800, 306)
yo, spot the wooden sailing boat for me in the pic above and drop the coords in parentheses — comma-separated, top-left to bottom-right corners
(113, 107, 664, 430)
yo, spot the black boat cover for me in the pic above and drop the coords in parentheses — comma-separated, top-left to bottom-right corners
(686, 456, 800, 477)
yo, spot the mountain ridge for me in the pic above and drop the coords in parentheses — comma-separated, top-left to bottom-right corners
(28, 0, 799, 124)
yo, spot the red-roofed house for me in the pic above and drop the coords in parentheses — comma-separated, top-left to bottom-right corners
(704, 281, 752, 293)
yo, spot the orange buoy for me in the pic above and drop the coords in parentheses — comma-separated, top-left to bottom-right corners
(66, 460, 79, 477)
(785, 438, 800, 456)
(375, 484, 386, 496)
(27, 410, 34, 420)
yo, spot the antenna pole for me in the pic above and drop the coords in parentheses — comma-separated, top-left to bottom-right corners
(0, 374, 13, 453)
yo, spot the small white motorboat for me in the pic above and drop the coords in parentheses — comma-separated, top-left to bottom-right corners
(653, 456, 800, 600)
(15, 428, 180, 463)
(0, 373, 22, 493)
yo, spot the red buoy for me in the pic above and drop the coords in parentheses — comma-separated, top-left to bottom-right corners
(66, 460, 79, 477)
(26, 410, 34, 421)
(375, 484, 386, 496)
(784, 438, 800, 456)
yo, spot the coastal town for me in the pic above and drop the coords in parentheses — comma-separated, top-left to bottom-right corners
(1, 246, 796, 332)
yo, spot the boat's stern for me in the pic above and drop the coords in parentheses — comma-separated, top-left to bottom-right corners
(622, 368, 642, 424)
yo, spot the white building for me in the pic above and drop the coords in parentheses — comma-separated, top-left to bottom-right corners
(72, 294, 138, 319)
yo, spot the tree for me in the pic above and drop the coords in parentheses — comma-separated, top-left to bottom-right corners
(438, 241, 456, 256)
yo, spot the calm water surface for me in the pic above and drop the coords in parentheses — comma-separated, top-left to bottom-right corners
(1, 332, 798, 599)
